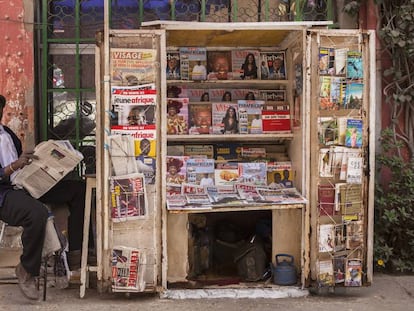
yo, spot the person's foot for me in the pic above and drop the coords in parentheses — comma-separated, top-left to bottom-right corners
(15, 263, 39, 300)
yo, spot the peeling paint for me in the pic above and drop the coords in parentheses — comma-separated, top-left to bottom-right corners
(0, 1, 35, 149)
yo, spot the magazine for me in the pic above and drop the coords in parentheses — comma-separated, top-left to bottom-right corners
(255, 187, 285, 203)
(166, 194, 187, 209)
(318, 260, 334, 287)
(344, 82, 363, 109)
(346, 50, 363, 79)
(179, 47, 207, 81)
(337, 117, 348, 145)
(319, 147, 333, 178)
(240, 147, 266, 160)
(333, 255, 346, 283)
(334, 48, 349, 75)
(111, 125, 157, 184)
(279, 188, 307, 204)
(205, 184, 236, 193)
(214, 162, 240, 185)
(334, 224, 346, 252)
(111, 246, 146, 292)
(237, 100, 264, 134)
(188, 103, 213, 135)
(185, 88, 209, 102)
(109, 134, 138, 176)
(236, 183, 264, 202)
(208, 88, 228, 102)
(166, 183, 182, 196)
(207, 187, 246, 206)
(267, 161, 294, 188)
(345, 220, 364, 250)
(207, 51, 233, 80)
(330, 77, 346, 109)
(231, 89, 260, 101)
(259, 90, 286, 102)
(166, 155, 189, 184)
(166, 51, 181, 80)
(110, 173, 147, 222)
(184, 144, 214, 158)
(319, 76, 333, 110)
(345, 118, 363, 148)
(185, 193, 211, 205)
(110, 48, 157, 86)
(345, 258, 363, 286)
(339, 148, 362, 180)
(346, 156, 363, 184)
(319, 47, 335, 75)
(319, 224, 335, 253)
(338, 183, 362, 217)
(260, 51, 287, 80)
(181, 182, 206, 194)
(168, 146, 191, 156)
(331, 146, 347, 177)
(12, 140, 84, 199)
(261, 103, 291, 133)
(186, 158, 215, 185)
(214, 143, 242, 162)
(231, 49, 260, 80)
(166, 97, 189, 135)
(318, 117, 338, 146)
(238, 162, 267, 185)
(211, 102, 239, 134)
(111, 88, 157, 126)
(318, 183, 336, 216)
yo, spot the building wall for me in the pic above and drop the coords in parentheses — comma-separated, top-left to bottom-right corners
(0, 0, 35, 150)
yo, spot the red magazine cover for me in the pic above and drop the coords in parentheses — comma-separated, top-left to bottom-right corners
(261, 103, 291, 133)
(318, 184, 336, 216)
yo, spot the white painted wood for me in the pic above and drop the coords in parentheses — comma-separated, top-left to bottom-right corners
(306, 29, 375, 287)
(80, 176, 96, 298)
(141, 20, 332, 30)
(366, 30, 376, 284)
(166, 214, 189, 282)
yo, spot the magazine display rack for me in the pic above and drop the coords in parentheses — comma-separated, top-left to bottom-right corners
(95, 22, 376, 294)
(310, 31, 375, 289)
(160, 23, 309, 288)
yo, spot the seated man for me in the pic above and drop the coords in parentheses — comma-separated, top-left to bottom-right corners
(0, 95, 92, 300)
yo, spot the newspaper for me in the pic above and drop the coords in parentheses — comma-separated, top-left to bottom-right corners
(13, 140, 84, 199)
(110, 173, 147, 222)
(111, 246, 146, 292)
(109, 134, 138, 176)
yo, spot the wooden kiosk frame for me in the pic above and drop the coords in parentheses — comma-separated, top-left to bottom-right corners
(94, 21, 376, 295)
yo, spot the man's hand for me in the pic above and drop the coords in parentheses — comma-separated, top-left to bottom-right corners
(14, 151, 38, 169)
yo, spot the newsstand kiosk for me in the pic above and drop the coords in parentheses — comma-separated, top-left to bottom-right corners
(92, 21, 376, 297)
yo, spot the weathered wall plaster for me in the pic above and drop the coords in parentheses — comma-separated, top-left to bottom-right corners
(0, 0, 35, 149)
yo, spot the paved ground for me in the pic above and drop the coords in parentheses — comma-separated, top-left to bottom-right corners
(0, 273, 413, 311)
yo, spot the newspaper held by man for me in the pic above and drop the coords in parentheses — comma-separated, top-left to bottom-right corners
(12, 140, 84, 199)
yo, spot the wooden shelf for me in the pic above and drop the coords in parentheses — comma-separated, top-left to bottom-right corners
(167, 79, 289, 89)
(167, 133, 293, 143)
(167, 203, 304, 214)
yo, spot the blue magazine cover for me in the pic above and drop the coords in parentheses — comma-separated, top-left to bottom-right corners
(344, 82, 363, 109)
(345, 118, 363, 148)
(346, 51, 363, 79)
